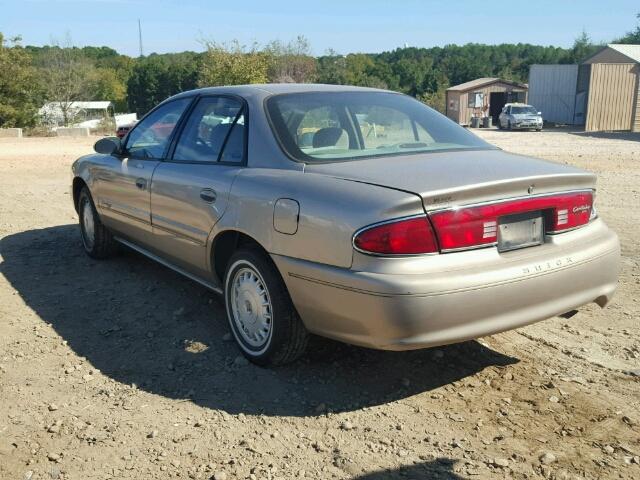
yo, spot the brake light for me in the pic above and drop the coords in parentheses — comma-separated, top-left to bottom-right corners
(429, 191, 593, 251)
(354, 216, 439, 255)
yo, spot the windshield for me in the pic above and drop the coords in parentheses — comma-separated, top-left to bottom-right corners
(265, 91, 493, 163)
(511, 106, 538, 115)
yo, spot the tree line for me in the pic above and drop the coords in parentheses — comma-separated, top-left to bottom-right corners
(1, 14, 639, 129)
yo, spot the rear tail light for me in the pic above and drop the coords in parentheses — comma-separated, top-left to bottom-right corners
(353, 216, 439, 255)
(429, 191, 594, 251)
(354, 191, 594, 256)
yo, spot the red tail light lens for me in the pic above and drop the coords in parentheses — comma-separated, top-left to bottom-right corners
(354, 216, 439, 255)
(429, 191, 594, 251)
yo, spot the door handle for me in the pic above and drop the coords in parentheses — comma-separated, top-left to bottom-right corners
(200, 188, 217, 203)
(135, 178, 147, 190)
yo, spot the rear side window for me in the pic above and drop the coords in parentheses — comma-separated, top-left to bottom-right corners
(125, 98, 191, 159)
(173, 96, 245, 164)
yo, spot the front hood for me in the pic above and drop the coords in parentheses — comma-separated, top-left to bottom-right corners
(304, 149, 596, 210)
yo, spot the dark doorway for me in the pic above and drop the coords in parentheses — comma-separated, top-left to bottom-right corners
(489, 92, 506, 123)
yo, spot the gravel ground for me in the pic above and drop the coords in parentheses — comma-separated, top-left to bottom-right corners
(0, 130, 638, 480)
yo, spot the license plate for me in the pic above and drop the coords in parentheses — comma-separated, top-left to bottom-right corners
(498, 211, 544, 252)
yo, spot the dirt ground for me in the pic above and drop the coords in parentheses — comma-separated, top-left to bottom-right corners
(0, 129, 638, 480)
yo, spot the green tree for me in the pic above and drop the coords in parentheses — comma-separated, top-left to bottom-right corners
(38, 38, 96, 126)
(418, 83, 448, 114)
(127, 52, 200, 115)
(89, 68, 127, 111)
(198, 40, 270, 87)
(571, 30, 601, 63)
(616, 13, 640, 44)
(0, 33, 40, 127)
(316, 50, 348, 84)
(265, 35, 316, 83)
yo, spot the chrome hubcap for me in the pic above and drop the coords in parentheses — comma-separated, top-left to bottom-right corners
(81, 200, 95, 250)
(230, 267, 272, 348)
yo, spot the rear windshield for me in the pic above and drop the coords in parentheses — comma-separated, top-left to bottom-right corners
(265, 91, 493, 163)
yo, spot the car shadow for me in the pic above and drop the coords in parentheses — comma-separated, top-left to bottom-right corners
(353, 459, 464, 479)
(0, 225, 518, 417)
(568, 130, 640, 141)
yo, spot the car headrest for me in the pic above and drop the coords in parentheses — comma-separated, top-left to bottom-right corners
(207, 123, 234, 146)
(312, 127, 347, 148)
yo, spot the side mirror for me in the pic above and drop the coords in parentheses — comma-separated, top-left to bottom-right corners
(94, 137, 122, 155)
(538, 112, 542, 115)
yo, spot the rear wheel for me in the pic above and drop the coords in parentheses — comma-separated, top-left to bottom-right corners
(224, 248, 308, 365)
(78, 187, 117, 259)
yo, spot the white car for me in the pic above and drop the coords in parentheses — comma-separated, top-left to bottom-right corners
(499, 103, 543, 131)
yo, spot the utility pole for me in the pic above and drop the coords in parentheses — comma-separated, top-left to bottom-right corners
(138, 19, 144, 57)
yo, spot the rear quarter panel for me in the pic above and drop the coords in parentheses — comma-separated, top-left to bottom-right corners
(211, 169, 425, 269)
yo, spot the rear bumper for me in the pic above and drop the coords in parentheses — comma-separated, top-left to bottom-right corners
(272, 219, 620, 350)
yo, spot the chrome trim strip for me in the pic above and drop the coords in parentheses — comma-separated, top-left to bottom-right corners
(100, 204, 151, 225)
(426, 188, 595, 214)
(151, 222, 206, 246)
(440, 242, 497, 253)
(351, 214, 440, 257)
(114, 237, 223, 294)
(547, 224, 593, 235)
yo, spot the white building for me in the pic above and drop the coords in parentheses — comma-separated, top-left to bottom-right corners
(38, 101, 114, 127)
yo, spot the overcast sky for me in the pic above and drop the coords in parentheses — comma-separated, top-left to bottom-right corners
(2, 0, 638, 56)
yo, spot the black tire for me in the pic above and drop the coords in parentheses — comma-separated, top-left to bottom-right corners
(224, 248, 309, 366)
(78, 187, 117, 259)
(507, 121, 513, 131)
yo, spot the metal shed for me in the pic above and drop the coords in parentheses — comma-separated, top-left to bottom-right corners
(445, 78, 528, 125)
(528, 65, 579, 125)
(527, 44, 640, 132)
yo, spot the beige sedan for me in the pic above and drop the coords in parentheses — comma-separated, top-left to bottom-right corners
(71, 84, 620, 365)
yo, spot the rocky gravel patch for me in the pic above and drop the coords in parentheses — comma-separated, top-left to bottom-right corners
(1, 132, 639, 479)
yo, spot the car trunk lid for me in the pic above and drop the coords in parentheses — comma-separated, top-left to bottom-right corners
(304, 148, 596, 211)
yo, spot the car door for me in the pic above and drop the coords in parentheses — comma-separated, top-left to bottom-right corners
(499, 106, 507, 127)
(148, 95, 247, 279)
(96, 97, 192, 244)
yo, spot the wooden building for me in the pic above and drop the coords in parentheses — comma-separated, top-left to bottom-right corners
(445, 78, 528, 125)
(581, 44, 640, 132)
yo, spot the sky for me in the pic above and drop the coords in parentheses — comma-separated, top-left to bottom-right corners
(1, 0, 638, 56)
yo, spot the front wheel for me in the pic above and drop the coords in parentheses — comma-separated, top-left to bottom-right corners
(224, 248, 309, 365)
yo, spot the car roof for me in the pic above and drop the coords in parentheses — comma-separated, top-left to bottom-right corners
(170, 83, 394, 99)
(504, 103, 533, 107)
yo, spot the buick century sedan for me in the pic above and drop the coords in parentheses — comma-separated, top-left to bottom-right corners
(71, 84, 620, 365)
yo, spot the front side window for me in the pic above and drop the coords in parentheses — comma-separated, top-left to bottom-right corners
(125, 98, 191, 159)
(266, 92, 492, 163)
(173, 96, 245, 163)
